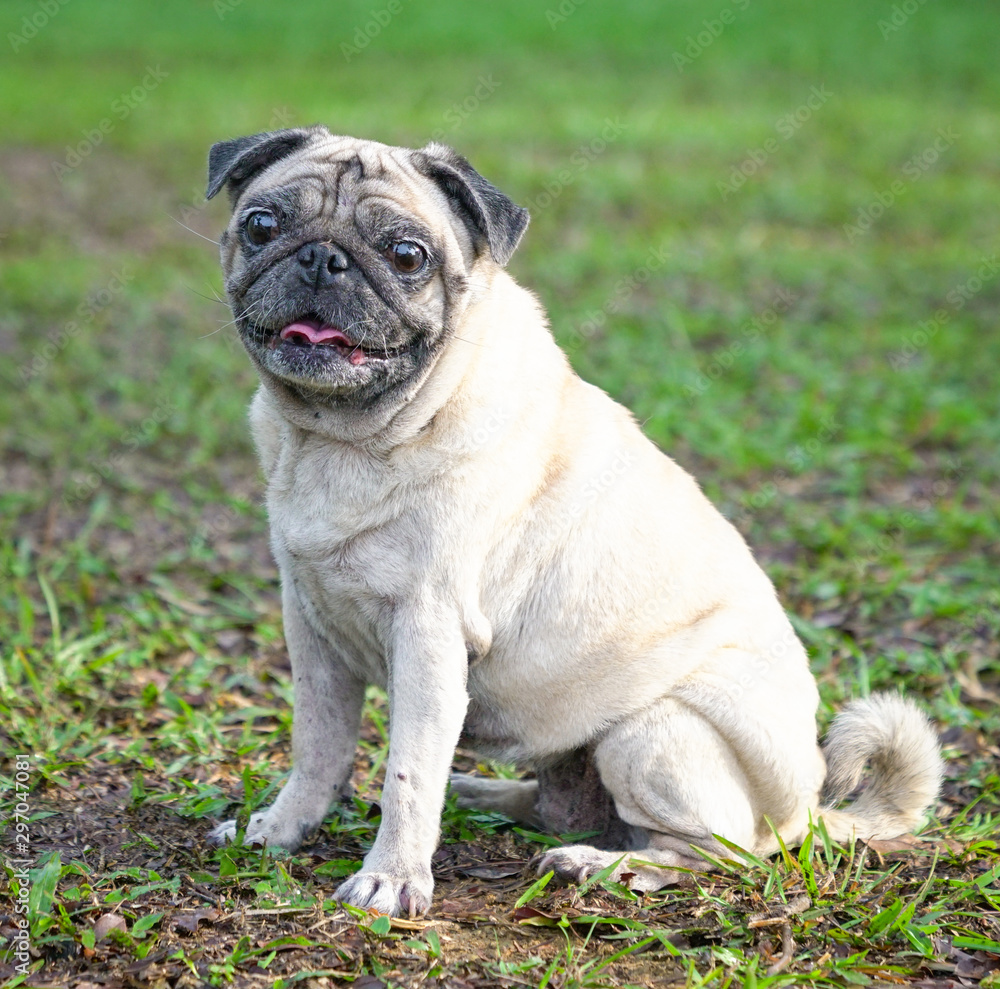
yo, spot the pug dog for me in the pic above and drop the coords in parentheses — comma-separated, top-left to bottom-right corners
(204, 127, 942, 918)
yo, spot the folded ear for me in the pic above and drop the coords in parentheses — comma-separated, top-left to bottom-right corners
(206, 127, 321, 203)
(414, 143, 529, 267)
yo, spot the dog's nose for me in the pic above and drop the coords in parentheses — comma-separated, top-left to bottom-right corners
(296, 242, 350, 288)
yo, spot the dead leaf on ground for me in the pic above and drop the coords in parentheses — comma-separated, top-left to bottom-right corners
(956, 662, 1000, 704)
(93, 913, 127, 939)
(439, 898, 492, 921)
(173, 907, 221, 933)
(388, 916, 433, 932)
(455, 860, 525, 879)
(512, 905, 581, 926)
(949, 944, 1000, 981)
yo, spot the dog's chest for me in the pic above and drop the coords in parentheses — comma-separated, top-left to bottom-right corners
(266, 440, 418, 682)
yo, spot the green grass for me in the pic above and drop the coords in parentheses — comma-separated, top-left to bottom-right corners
(2, 0, 999, 985)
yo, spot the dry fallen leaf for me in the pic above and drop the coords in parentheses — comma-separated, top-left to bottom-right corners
(512, 905, 584, 926)
(455, 861, 524, 879)
(93, 913, 128, 940)
(956, 662, 1000, 704)
(351, 977, 387, 989)
(173, 907, 220, 933)
(439, 898, 491, 921)
(388, 916, 432, 931)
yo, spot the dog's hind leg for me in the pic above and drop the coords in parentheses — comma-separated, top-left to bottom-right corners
(451, 746, 636, 844)
(536, 692, 816, 890)
(450, 775, 542, 826)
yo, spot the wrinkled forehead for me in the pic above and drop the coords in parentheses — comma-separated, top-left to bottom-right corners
(237, 134, 444, 230)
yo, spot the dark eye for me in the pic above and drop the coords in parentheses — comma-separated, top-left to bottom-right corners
(245, 211, 280, 245)
(387, 241, 427, 274)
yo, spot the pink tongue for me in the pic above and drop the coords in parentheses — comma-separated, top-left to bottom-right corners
(279, 322, 354, 347)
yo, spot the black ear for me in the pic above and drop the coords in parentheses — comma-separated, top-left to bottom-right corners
(415, 143, 529, 267)
(206, 127, 321, 203)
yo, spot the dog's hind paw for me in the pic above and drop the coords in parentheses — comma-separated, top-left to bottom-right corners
(534, 844, 623, 884)
(535, 843, 688, 892)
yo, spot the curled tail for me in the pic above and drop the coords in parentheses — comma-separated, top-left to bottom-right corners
(817, 693, 942, 842)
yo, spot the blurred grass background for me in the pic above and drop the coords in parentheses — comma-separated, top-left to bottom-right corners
(2, 1, 1000, 982)
(2, 0, 998, 762)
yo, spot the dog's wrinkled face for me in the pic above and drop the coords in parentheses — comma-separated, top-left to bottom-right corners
(207, 127, 529, 407)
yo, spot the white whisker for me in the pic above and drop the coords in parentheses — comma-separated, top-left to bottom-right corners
(166, 213, 220, 246)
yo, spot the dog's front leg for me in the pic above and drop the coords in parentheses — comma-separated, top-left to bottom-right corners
(336, 603, 469, 917)
(210, 584, 365, 850)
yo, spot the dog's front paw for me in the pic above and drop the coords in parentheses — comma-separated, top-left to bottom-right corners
(535, 844, 623, 884)
(335, 869, 433, 918)
(208, 811, 309, 853)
